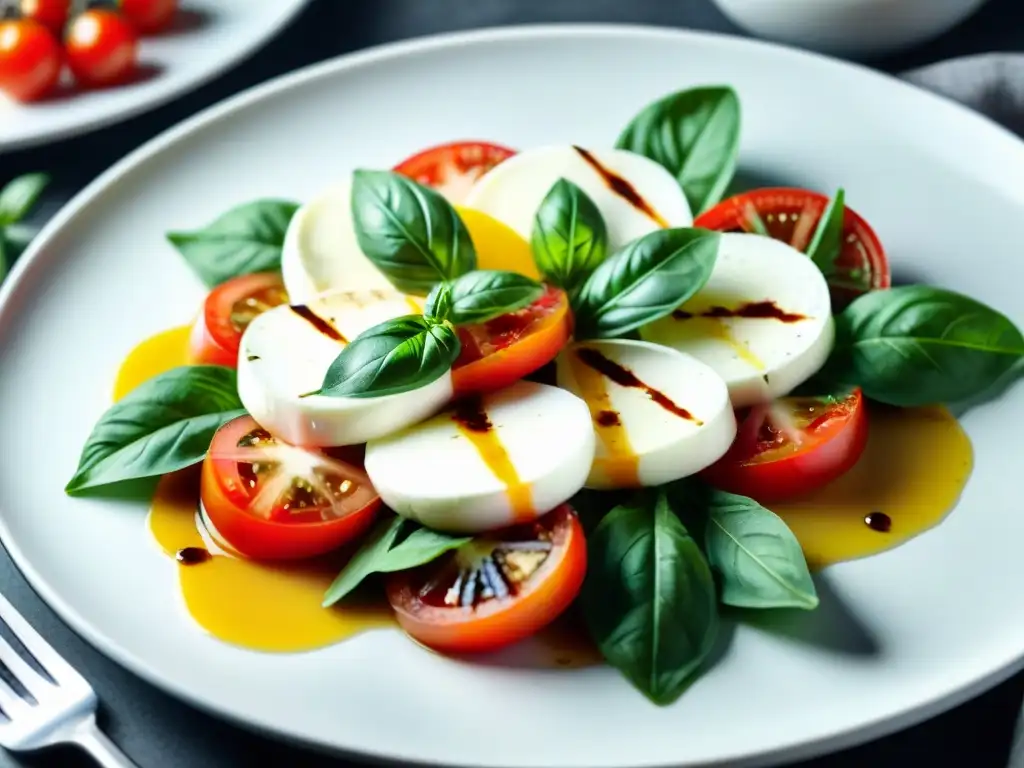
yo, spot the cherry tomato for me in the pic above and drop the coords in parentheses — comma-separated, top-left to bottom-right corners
(64, 9, 138, 89)
(452, 285, 572, 397)
(393, 141, 516, 204)
(20, 0, 69, 36)
(118, 0, 178, 34)
(386, 504, 586, 654)
(189, 273, 288, 368)
(695, 188, 890, 309)
(701, 388, 869, 503)
(200, 415, 381, 561)
(0, 19, 62, 103)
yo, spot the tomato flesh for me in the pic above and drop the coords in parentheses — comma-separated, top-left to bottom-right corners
(452, 285, 572, 396)
(201, 415, 380, 560)
(0, 19, 62, 103)
(65, 9, 139, 88)
(695, 188, 890, 309)
(701, 388, 868, 503)
(393, 141, 515, 204)
(386, 504, 586, 654)
(189, 272, 288, 367)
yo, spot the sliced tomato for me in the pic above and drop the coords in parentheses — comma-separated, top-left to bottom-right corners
(452, 285, 572, 396)
(200, 415, 380, 560)
(695, 188, 890, 309)
(189, 273, 288, 367)
(393, 141, 515, 204)
(701, 388, 868, 503)
(386, 504, 586, 654)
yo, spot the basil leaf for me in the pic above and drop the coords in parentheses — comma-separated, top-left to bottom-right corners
(616, 86, 741, 214)
(424, 282, 453, 321)
(581, 489, 719, 705)
(166, 199, 299, 288)
(322, 516, 470, 606)
(832, 286, 1024, 407)
(317, 315, 461, 398)
(531, 178, 608, 292)
(65, 366, 245, 495)
(0, 173, 49, 226)
(693, 487, 817, 610)
(806, 189, 845, 276)
(573, 228, 719, 340)
(350, 170, 476, 295)
(440, 270, 543, 325)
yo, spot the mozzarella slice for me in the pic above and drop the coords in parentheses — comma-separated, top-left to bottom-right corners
(364, 382, 594, 533)
(463, 145, 693, 250)
(281, 179, 395, 304)
(237, 289, 447, 447)
(556, 339, 736, 490)
(641, 233, 834, 408)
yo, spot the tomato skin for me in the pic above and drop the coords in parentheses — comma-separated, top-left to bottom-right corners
(394, 141, 516, 203)
(386, 505, 587, 654)
(65, 9, 138, 88)
(452, 286, 573, 397)
(20, 0, 69, 36)
(188, 272, 287, 368)
(701, 389, 869, 503)
(0, 19, 62, 103)
(201, 416, 381, 561)
(695, 188, 890, 308)
(118, 0, 178, 34)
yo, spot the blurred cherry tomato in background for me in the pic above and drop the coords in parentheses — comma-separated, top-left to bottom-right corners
(0, 18, 62, 103)
(20, 0, 69, 37)
(119, 0, 178, 35)
(64, 8, 138, 88)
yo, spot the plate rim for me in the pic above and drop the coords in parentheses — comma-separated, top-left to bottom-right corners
(4, 22, 1024, 767)
(0, 0, 311, 153)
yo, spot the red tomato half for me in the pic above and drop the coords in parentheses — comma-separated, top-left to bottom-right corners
(702, 388, 868, 503)
(386, 504, 586, 654)
(393, 141, 515, 203)
(452, 285, 572, 397)
(200, 415, 381, 560)
(695, 188, 890, 309)
(189, 272, 288, 367)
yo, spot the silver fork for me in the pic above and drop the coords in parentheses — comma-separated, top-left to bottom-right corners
(0, 591, 136, 766)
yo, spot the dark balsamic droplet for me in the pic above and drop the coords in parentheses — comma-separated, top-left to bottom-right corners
(596, 410, 622, 427)
(864, 512, 892, 533)
(176, 547, 211, 565)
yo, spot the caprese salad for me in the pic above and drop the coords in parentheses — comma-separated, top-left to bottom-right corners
(65, 84, 1024, 706)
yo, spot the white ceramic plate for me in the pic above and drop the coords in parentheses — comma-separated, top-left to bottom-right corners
(0, 0, 308, 152)
(2, 25, 1024, 768)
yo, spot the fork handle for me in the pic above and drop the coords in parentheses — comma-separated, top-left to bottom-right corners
(71, 714, 138, 768)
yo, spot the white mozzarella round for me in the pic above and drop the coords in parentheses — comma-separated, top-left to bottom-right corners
(364, 381, 594, 534)
(237, 289, 448, 448)
(462, 145, 693, 250)
(641, 233, 834, 408)
(281, 179, 395, 304)
(556, 339, 736, 490)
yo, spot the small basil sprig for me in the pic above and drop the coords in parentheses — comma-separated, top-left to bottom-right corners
(323, 515, 470, 606)
(167, 199, 300, 288)
(829, 286, 1024, 407)
(573, 228, 719, 340)
(66, 366, 245, 495)
(425, 270, 543, 325)
(0, 172, 50, 280)
(531, 178, 608, 293)
(316, 315, 460, 399)
(616, 86, 741, 214)
(581, 489, 719, 706)
(806, 188, 845, 276)
(350, 170, 476, 295)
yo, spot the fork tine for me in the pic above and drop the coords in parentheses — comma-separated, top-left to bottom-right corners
(0, 674, 27, 717)
(0, 630, 50, 701)
(0, 593, 83, 688)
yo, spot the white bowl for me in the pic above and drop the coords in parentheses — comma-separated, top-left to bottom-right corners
(710, 0, 991, 58)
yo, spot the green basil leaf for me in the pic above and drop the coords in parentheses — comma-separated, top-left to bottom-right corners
(694, 487, 817, 610)
(581, 489, 719, 705)
(65, 366, 245, 495)
(616, 86, 741, 214)
(424, 281, 453, 321)
(531, 178, 608, 292)
(806, 189, 845, 275)
(322, 516, 470, 606)
(166, 199, 300, 288)
(350, 170, 476, 295)
(2, 225, 32, 268)
(573, 228, 719, 340)
(0, 173, 50, 226)
(441, 270, 543, 325)
(317, 315, 461, 398)
(832, 285, 1024, 407)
